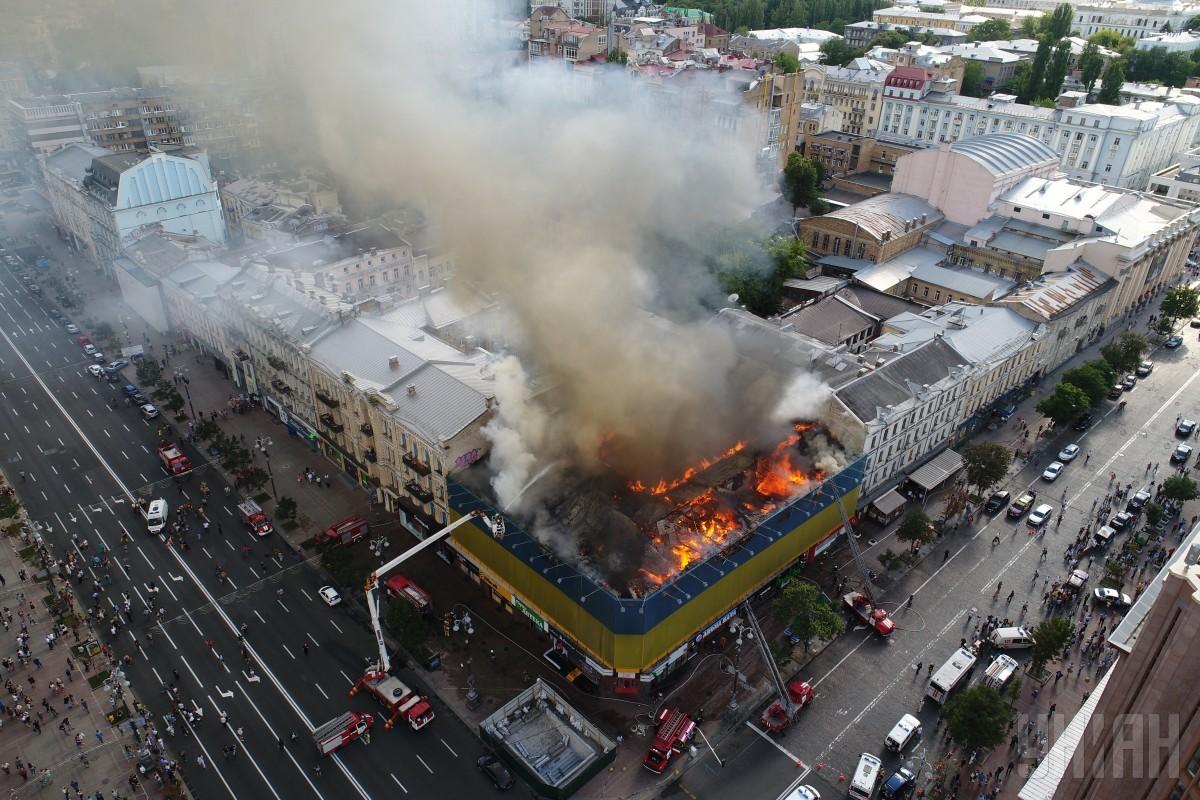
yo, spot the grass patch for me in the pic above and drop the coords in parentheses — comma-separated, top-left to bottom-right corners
(87, 670, 111, 689)
(60, 612, 80, 627)
(253, 493, 270, 504)
(17, 545, 36, 561)
(5, 522, 24, 536)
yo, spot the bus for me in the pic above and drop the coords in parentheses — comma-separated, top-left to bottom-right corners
(926, 648, 977, 704)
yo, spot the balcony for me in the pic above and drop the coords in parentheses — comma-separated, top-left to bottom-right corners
(266, 355, 286, 371)
(319, 413, 344, 433)
(269, 378, 293, 395)
(405, 480, 434, 504)
(315, 390, 340, 409)
(359, 422, 373, 436)
(235, 349, 250, 362)
(364, 448, 377, 463)
(403, 452, 432, 477)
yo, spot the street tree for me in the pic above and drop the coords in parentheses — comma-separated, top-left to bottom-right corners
(1036, 382, 1091, 427)
(319, 543, 358, 587)
(1162, 475, 1199, 504)
(773, 581, 845, 653)
(162, 390, 185, 417)
(896, 509, 936, 552)
(1097, 61, 1125, 104)
(1145, 501, 1164, 529)
(942, 685, 1012, 751)
(1101, 332, 1146, 373)
(220, 443, 253, 474)
(236, 466, 269, 493)
(275, 496, 298, 521)
(820, 38, 865, 66)
(193, 418, 220, 442)
(1085, 358, 1118, 387)
(961, 442, 1012, 495)
(1160, 286, 1200, 323)
(1152, 317, 1175, 339)
(1078, 41, 1104, 92)
(1061, 364, 1112, 406)
(386, 600, 431, 651)
(1022, 37, 1053, 102)
(1029, 616, 1073, 678)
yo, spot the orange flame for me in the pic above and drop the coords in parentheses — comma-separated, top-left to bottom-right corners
(628, 441, 746, 496)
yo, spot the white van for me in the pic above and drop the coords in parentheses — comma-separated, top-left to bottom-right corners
(848, 753, 882, 800)
(990, 626, 1036, 650)
(143, 498, 167, 534)
(927, 648, 977, 704)
(884, 713, 922, 752)
(983, 654, 1019, 689)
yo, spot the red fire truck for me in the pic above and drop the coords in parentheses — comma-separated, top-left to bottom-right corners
(315, 515, 369, 546)
(237, 499, 274, 537)
(313, 711, 374, 756)
(384, 574, 431, 613)
(643, 708, 696, 774)
(349, 670, 434, 731)
(157, 442, 191, 475)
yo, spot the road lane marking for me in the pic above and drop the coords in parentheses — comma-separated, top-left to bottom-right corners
(233, 683, 329, 800)
(339, 670, 353, 685)
(306, 633, 320, 647)
(416, 755, 434, 774)
(301, 588, 314, 602)
(329, 620, 343, 634)
(441, 738, 458, 758)
(390, 775, 408, 794)
(313, 683, 329, 700)
(281, 644, 296, 660)
(179, 712, 241, 800)
(745, 721, 808, 769)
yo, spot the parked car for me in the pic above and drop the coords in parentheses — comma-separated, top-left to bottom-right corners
(107, 359, 128, 371)
(1121, 374, 1137, 391)
(86, 364, 104, 378)
(1008, 491, 1037, 519)
(1042, 462, 1065, 482)
(1165, 335, 1184, 349)
(1127, 489, 1152, 512)
(64, 323, 78, 334)
(1172, 444, 1193, 464)
(880, 767, 917, 800)
(140, 404, 159, 421)
(1178, 419, 1197, 437)
(1136, 361, 1154, 377)
(984, 490, 1011, 515)
(1191, 319, 1200, 329)
(318, 586, 342, 606)
(1107, 384, 1124, 400)
(476, 754, 515, 791)
(1072, 413, 1095, 431)
(1058, 444, 1080, 462)
(1028, 503, 1053, 527)
(1109, 511, 1134, 530)
(1092, 588, 1133, 608)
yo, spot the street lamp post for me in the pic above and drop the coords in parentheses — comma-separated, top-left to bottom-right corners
(261, 448, 278, 500)
(181, 375, 197, 421)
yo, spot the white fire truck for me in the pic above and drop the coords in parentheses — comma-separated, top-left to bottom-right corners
(351, 509, 505, 731)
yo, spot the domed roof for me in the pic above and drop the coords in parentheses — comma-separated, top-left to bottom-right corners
(949, 133, 1058, 176)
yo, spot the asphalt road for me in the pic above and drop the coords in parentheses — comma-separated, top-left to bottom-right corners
(681, 310, 1200, 800)
(0, 202, 498, 799)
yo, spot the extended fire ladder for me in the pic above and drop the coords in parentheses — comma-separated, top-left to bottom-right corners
(740, 600, 795, 714)
(825, 478, 880, 602)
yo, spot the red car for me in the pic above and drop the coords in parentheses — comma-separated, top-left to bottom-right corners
(844, 591, 896, 637)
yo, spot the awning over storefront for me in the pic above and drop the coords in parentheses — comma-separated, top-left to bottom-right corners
(869, 488, 907, 519)
(907, 448, 964, 492)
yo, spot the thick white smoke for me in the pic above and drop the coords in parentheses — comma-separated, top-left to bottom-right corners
(771, 373, 833, 425)
(482, 355, 551, 511)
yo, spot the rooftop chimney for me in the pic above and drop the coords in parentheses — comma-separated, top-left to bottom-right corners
(388, 356, 400, 369)
(406, 384, 416, 396)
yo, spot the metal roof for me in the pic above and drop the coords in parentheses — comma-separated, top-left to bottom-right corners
(837, 336, 967, 423)
(820, 193, 942, 241)
(909, 262, 1015, 301)
(907, 447, 963, 491)
(949, 134, 1058, 177)
(997, 262, 1116, 322)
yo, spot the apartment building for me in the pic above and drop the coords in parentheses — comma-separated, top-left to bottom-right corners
(877, 75, 1200, 188)
(220, 176, 341, 243)
(1072, 3, 1195, 39)
(940, 42, 1022, 90)
(1148, 145, 1200, 202)
(873, 6, 992, 33)
(6, 96, 87, 162)
(800, 58, 894, 136)
(843, 21, 967, 49)
(868, 42, 967, 86)
(528, 6, 607, 63)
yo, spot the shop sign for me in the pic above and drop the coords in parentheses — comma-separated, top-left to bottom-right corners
(512, 595, 548, 632)
(693, 608, 737, 644)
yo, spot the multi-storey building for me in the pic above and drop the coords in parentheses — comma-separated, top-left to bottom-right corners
(868, 42, 966, 86)
(528, 6, 607, 64)
(1072, 3, 1195, 39)
(877, 75, 1200, 189)
(800, 58, 894, 136)
(844, 21, 968, 49)
(940, 42, 1023, 90)
(220, 176, 341, 243)
(42, 145, 226, 270)
(873, 6, 992, 33)
(6, 96, 87, 163)
(1148, 145, 1200, 203)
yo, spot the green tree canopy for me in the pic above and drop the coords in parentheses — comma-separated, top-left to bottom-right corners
(780, 152, 822, 213)
(896, 508, 935, 551)
(943, 686, 1012, 751)
(1061, 363, 1113, 406)
(1037, 382, 1091, 427)
(1089, 29, 1136, 54)
(1097, 60, 1125, 104)
(1030, 616, 1073, 678)
(1022, 36, 1053, 102)
(961, 442, 1012, 495)
(1162, 475, 1199, 504)
(1160, 286, 1200, 322)
(1079, 41, 1104, 92)
(960, 61, 986, 97)
(820, 38, 866, 66)
(1101, 332, 1146, 373)
(969, 18, 1015, 41)
(869, 29, 911, 49)
(1041, 3, 1075, 39)
(774, 51, 801, 73)
(1126, 46, 1194, 88)
(773, 580, 844, 652)
(1041, 38, 1073, 100)
(1005, 61, 1033, 97)
(385, 599, 431, 651)
(1084, 358, 1118, 387)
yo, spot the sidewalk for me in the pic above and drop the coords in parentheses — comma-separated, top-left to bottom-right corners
(0, 478, 177, 800)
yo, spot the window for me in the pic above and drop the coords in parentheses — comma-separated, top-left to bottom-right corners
(812, 232, 820, 247)
(1113, 137, 1120, 146)
(833, 237, 841, 254)
(1042, 213, 1051, 219)
(934, 291, 941, 301)
(922, 285, 929, 297)
(1105, 164, 1112, 173)
(1082, 161, 1088, 169)
(1013, 207, 1021, 213)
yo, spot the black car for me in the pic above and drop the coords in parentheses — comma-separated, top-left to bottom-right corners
(984, 490, 1011, 515)
(477, 755, 515, 790)
(1109, 511, 1135, 530)
(1126, 489, 1152, 512)
(1072, 413, 1095, 431)
(1178, 419, 1197, 438)
(881, 766, 917, 799)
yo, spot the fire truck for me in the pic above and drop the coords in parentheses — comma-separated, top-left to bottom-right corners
(349, 671, 434, 731)
(643, 708, 696, 774)
(353, 510, 504, 731)
(843, 591, 895, 637)
(313, 711, 374, 756)
(237, 499, 274, 537)
(384, 574, 431, 613)
(157, 442, 191, 475)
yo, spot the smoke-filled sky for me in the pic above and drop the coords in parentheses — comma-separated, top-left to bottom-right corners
(27, 0, 833, 509)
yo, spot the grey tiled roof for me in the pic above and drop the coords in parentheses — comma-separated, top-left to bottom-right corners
(837, 336, 966, 423)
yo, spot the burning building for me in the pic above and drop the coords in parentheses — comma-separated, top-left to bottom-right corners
(442, 422, 864, 695)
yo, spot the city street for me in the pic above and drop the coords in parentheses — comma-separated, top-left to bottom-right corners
(681, 313, 1200, 800)
(0, 213, 497, 798)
